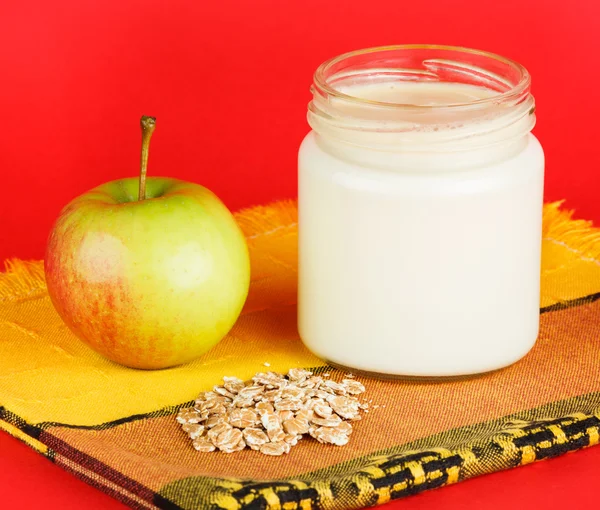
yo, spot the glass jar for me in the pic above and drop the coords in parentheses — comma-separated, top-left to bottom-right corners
(297, 45, 544, 377)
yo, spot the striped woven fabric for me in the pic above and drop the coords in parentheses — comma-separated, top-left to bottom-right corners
(1, 200, 599, 510)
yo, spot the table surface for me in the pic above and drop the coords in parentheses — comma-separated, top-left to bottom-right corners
(1, 1, 599, 509)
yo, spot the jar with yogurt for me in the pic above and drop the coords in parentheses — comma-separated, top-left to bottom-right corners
(298, 45, 544, 377)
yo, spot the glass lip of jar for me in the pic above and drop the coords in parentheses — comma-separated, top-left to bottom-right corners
(312, 44, 532, 110)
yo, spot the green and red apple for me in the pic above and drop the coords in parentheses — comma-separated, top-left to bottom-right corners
(45, 117, 250, 369)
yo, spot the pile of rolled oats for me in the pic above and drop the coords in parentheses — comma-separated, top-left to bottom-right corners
(176, 368, 368, 456)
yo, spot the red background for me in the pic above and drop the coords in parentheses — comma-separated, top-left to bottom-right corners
(1, 0, 599, 508)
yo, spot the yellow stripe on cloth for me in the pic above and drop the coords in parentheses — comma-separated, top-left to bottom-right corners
(0, 200, 597, 427)
(0, 419, 48, 455)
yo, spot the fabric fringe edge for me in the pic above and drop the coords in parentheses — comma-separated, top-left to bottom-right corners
(0, 259, 47, 302)
(1, 200, 598, 302)
(542, 201, 600, 263)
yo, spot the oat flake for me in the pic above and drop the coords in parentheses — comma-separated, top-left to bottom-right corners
(177, 368, 369, 456)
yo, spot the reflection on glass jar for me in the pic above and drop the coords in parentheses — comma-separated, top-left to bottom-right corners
(298, 45, 544, 378)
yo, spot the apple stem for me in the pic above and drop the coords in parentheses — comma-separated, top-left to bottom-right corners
(139, 115, 157, 201)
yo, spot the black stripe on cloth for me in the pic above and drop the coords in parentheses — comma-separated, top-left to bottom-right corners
(40, 430, 159, 507)
(7, 291, 600, 435)
(540, 291, 600, 313)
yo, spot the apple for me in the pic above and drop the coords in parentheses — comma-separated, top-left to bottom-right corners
(44, 116, 250, 369)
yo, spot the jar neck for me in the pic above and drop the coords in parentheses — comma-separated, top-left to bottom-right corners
(312, 130, 531, 172)
(307, 45, 536, 168)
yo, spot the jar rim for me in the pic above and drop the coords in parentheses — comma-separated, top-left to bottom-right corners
(313, 44, 531, 110)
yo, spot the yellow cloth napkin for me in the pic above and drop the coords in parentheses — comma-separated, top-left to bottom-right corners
(1, 200, 599, 509)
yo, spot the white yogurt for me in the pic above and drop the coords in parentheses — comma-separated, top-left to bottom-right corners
(298, 47, 544, 377)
